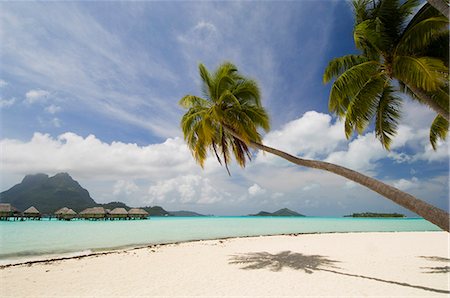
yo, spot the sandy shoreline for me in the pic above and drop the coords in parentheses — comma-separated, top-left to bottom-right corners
(1, 231, 449, 297)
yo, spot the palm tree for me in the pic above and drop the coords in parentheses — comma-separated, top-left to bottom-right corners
(180, 62, 449, 232)
(323, 0, 449, 150)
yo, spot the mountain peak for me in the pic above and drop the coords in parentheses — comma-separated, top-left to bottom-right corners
(1, 173, 95, 214)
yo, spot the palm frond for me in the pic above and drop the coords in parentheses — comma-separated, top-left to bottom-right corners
(179, 95, 211, 109)
(375, 86, 402, 150)
(354, 19, 384, 52)
(404, 3, 442, 31)
(352, 0, 372, 24)
(329, 61, 380, 116)
(430, 115, 449, 150)
(179, 62, 269, 173)
(344, 76, 385, 138)
(323, 54, 369, 83)
(393, 56, 448, 92)
(199, 64, 214, 100)
(232, 79, 261, 106)
(399, 0, 421, 16)
(397, 16, 449, 55)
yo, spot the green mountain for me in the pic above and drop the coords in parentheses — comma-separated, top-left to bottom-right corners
(250, 208, 305, 217)
(0, 173, 96, 214)
(169, 210, 205, 217)
(141, 206, 171, 216)
(0, 173, 207, 217)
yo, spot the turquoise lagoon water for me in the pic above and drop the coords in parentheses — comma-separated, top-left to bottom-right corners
(0, 217, 441, 262)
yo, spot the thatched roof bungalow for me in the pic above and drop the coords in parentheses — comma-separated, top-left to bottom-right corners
(23, 206, 41, 218)
(55, 207, 69, 217)
(62, 208, 77, 220)
(128, 208, 148, 219)
(109, 208, 128, 219)
(79, 207, 106, 219)
(0, 203, 16, 219)
(55, 207, 77, 220)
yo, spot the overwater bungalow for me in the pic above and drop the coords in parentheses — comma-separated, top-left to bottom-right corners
(108, 208, 128, 220)
(0, 203, 18, 220)
(55, 207, 69, 219)
(62, 208, 77, 220)
(128, 208, 148, 219)
(55, 207, 77, 220)
(79, 207, 106, 220)
(23, 206, 41, 220)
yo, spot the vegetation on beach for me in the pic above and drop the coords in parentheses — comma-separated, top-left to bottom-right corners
(344, 212, 405, 218)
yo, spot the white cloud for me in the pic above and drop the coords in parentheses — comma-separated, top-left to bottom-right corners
(325, 132, 387, 174)
(393, 177, 419, 191)
(148, 175, 223, 205)
(25, 89, 50, 104)
(259, 111, 346, 164)
(0, 79, 7, 87)
(45, 104, 61, 114)
(113, 180, 139, 196)
(0, 132, 197, 180)
(248, 183, 266, 196)
(0, 98, 16, 108)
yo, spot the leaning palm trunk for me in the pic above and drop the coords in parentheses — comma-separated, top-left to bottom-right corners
(224, 126, 450, 232)
(408, 85, 450, 121)
(427, 0, 449, 18)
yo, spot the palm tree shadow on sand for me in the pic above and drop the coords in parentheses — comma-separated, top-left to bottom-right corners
(229, 251, 449, 294)
(229, 251, 340, 274)
(420, 256, 450, 274)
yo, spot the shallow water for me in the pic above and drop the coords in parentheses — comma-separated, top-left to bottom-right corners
(0, 216, 440, 262)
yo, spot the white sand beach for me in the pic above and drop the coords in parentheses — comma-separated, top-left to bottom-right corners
(1, 231, 449, 297)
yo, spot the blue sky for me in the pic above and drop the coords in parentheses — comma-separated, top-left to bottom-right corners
(1, 1, 448, 216)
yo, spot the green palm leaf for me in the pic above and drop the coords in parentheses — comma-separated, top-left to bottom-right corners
(393, 56, 448, 92)
(375, 86, 402, 149)
(397, 16, 449, 55)
(430, 115, 449, 150)
(344, 76, 386, 138)
(323, 55, 369, 83)
(329, 61, 380, 116)
(180, 62, 270, 174)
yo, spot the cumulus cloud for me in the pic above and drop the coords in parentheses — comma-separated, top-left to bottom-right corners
(393, 177, 419, 191)
(248, 183, 266, 196)
(113, 180, 139, 196)
(148, 175, 223, 204)
(0, 132, 197, 180)
(260, 111, 346, 162)
(25, 89, 50, 104)
(0, 98, 16, 108)
(258, 110, 448, 174)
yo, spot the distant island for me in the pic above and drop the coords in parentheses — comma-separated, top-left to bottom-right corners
(344, 212, 405, 218)
(0, 173, 204, 217)
(250, 208, 305, 217)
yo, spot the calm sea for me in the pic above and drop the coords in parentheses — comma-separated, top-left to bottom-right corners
(0, 216, 441, 264)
